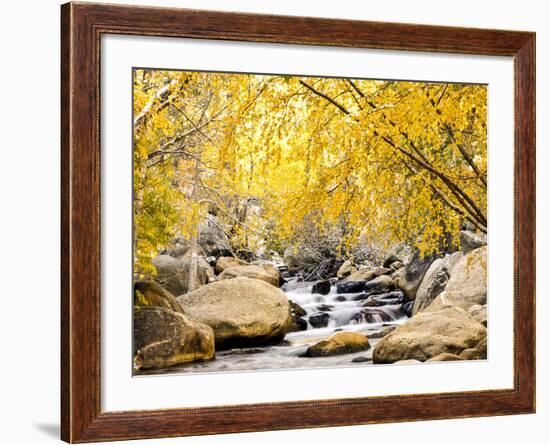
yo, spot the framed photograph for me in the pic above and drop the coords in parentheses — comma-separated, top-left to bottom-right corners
(61, 2, 535, 442)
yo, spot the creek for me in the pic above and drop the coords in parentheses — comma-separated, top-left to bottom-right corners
(139, 277, 408, 375)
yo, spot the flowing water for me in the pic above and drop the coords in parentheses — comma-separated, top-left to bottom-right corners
(138, 277, 409, 375)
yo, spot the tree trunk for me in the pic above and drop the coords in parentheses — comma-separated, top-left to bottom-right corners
(187, 157, 201, 293)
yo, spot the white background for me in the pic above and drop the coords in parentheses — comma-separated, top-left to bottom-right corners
(102, 35, 514, 411)
(0, 0, 546, 444)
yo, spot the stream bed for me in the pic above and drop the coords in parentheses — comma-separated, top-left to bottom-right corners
(137, 277, 409, 375)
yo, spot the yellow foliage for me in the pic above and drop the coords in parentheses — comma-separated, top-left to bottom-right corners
(133, 69, 487, 271)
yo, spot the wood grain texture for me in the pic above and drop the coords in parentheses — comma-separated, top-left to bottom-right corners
(60, 2, 536, 442)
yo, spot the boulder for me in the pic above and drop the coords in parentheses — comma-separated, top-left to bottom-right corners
(468, 304, 488, 327)
(390, 260, 404, 271)
(426, 352, 464, 362)
(371, 267, 392, 277)
(289, 300, 308, 332)
(372, 306, 487, 363)
(336, 281, 365, 294)
(447, 251, 464, 273)
(363, 275, 394, 294)
(402, 301, 414, 317)
(134, 281, 184, 313)
(289, 317, 308, 332)
(392, 251, 436, 300)
(383, 255, 401, 269)
(460, 230, 487, 253)
(343, 267, 391, 283)
(165, 216, 233, 259)
(133, 307, 215, 370)
(336, 260, 355, 278)
(185, 251, 215, 283)
(152, 253, 214, 296)
(426, 247, 487, 313)
(308, 312, 330, 328)
(261, 263, 283, 285)
(177, 277, 291, 349)
(360, 290, 405, 305)
(312, 280, 331, 295)
(198, 215, 233, 257)
(218, 264, 281, 287)
(289, 300, 307, 318)
(305, 332, 370, 357)
(166, 245, 190, 258)
(161, 236, 189, 258)
(368, 325, 397, 339)
(412, 257, 451, 314)
(384, 245, 415, 268)
(151, 255, 186, 295)
(337, 275, 395, 295)
(283, 247, 301, 273)
(362, 298, 380, 307)
(459, 337, 487, 360)
(214, 256, 248, 274)
(234, 249, 258, 263)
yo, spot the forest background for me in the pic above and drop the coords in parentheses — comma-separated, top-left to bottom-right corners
(133, 69, 487, 279)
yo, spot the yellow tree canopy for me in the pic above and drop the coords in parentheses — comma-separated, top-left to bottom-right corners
(133, 69, 487, 274)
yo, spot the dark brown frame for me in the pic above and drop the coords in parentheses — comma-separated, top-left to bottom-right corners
(61, 2, 536, 442)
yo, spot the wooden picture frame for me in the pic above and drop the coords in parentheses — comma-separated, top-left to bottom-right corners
(61, 2, 535, 442)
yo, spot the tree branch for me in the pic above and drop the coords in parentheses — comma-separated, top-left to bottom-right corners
(303, 78, 488, 229)
(299, 80, 351, 115)
(402, 160, 486, 233)
(445, 125, 487, 188)
(170, 102, 220, 149)
(134, 79, 176, 128)
(378, 133, 487, 228)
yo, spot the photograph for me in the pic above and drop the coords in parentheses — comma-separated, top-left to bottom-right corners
(132, 68, 488, 375)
